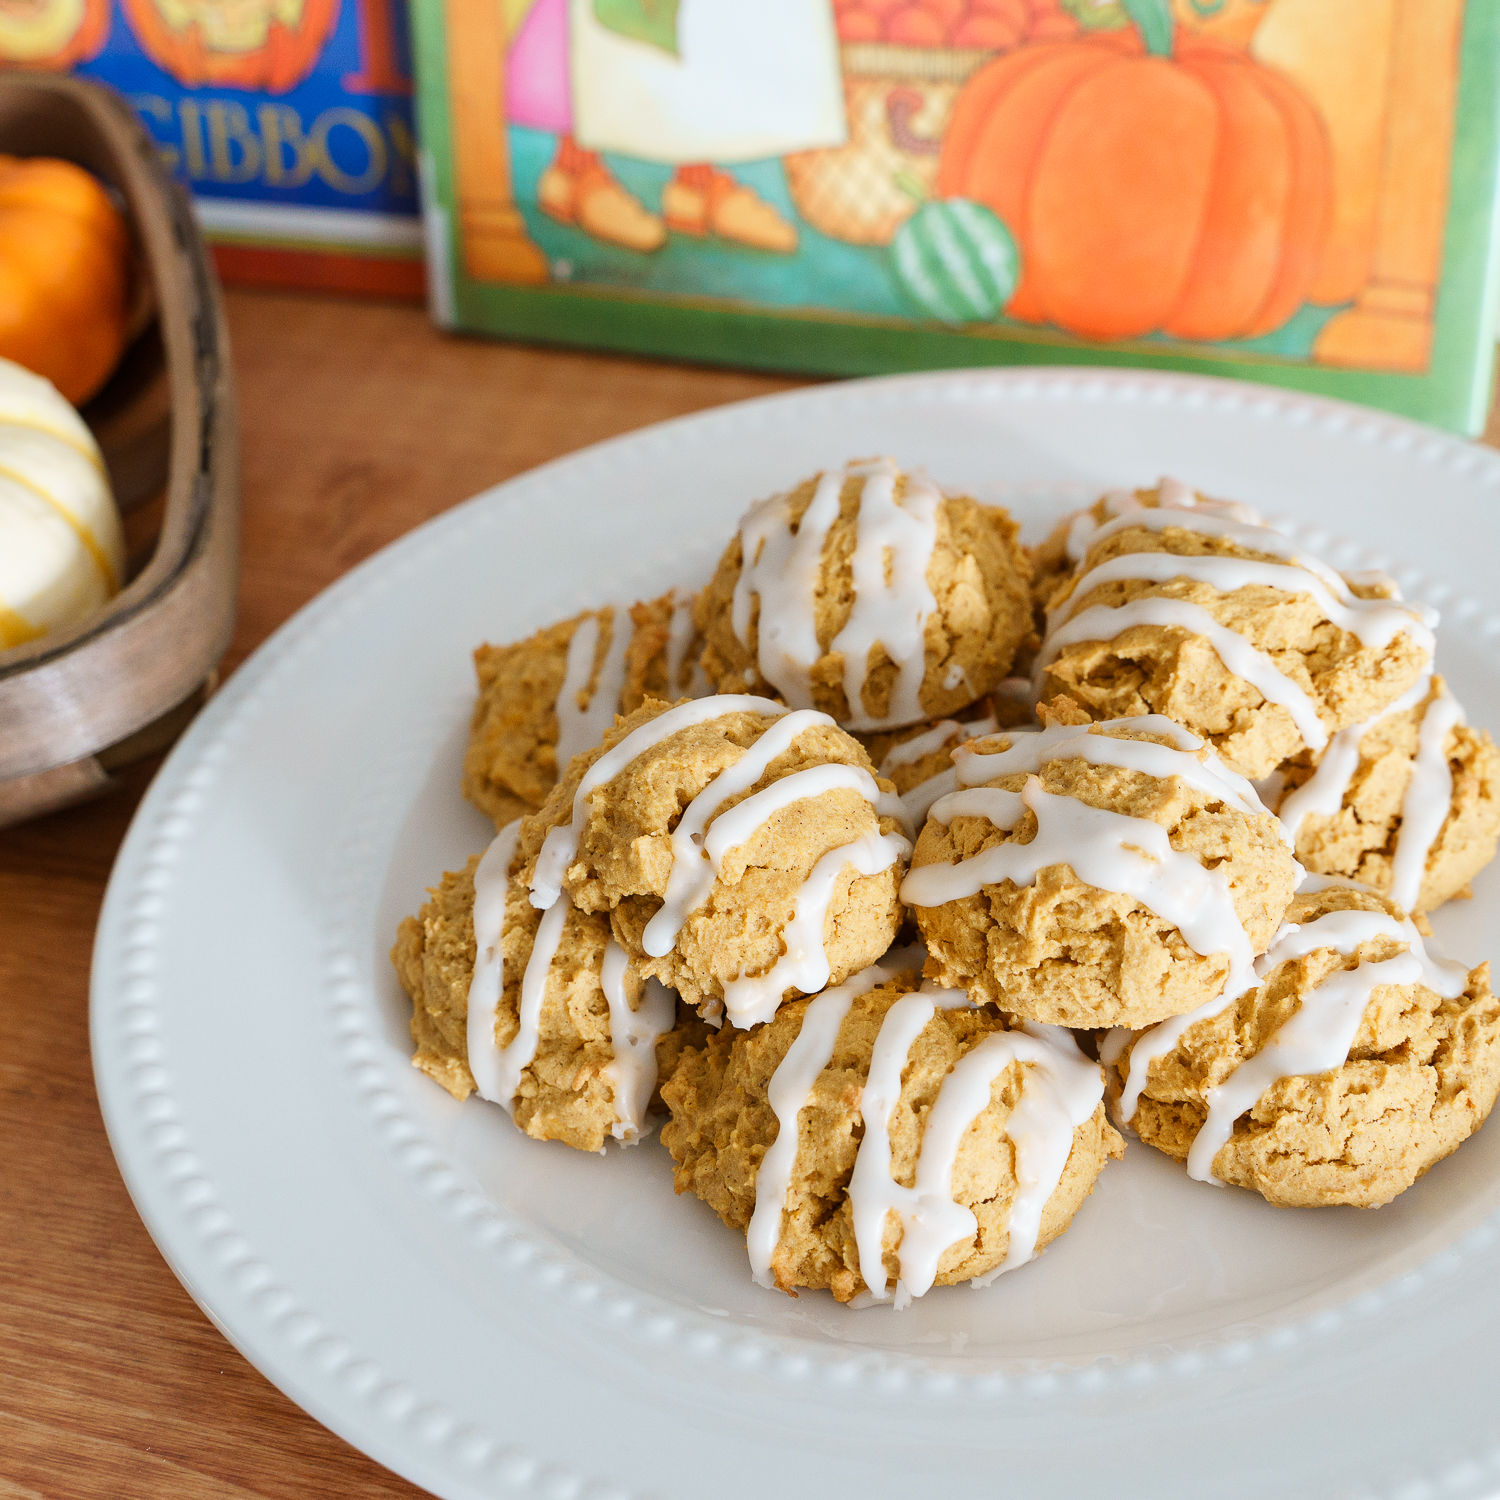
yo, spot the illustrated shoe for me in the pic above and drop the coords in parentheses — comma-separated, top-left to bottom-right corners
(663, 164, 798, 253)
(537, 136, 666, 253)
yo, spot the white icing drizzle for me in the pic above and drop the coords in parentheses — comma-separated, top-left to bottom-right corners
(722, 828, 911, 1028)
(848, 990, 1103, 1308)
(828, 461, 942, 731)
(479, 891, 571, 1115)
(730, 460, 942, 731)
(1036, 596, 1330, 752)
(967, 1024, 1105, 1287)
(732, 469, 844, 710)
(1118, 877, 1468, 1131)
(848, 986, 970, 1306)
(643, 708, 834, 957)
(599, 940, 678, 1144)
(879, 715, 997, 775)
(1277, 676, 1461, 917)
(465, 820, 523, 1105)
(1039, 487, 1435, 760)
(1390, 686, 1465, 913)
(904, 774, 1261, 1040)
(1184, 902, 1466, 1181)
(554, 608, 632, 774)
(1053, 550, 1426, 655)
(1063, 479, 1261, 566)
(530, 694, 786, 910)
(952, 716, 1273, 828)
(746, 963, 889, 1288)
(642, 708, 907, 959)
(1276, 675, 1431, 840)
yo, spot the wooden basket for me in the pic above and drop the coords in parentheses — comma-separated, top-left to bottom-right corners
(0, 73, 238, 828)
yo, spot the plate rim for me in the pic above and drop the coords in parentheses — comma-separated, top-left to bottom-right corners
(90, 363, 1500, 1500)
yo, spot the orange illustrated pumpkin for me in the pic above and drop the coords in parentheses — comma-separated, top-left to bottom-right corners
(938, 0, 1332, 342)
(0, 155, 130, 406)
(119, 0, 340, 92)
(0, 0, 110, 68)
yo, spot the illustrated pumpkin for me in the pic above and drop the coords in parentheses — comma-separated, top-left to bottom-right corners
(0, 357, 122, 650)
(119, 0, 340, 92)
(892, 197, 1020, 322)
(0, 0, 110, 68)
(938, 0, 1332, 341)
(0, 155, 131, 407)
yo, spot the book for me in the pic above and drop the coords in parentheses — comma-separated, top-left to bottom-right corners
(412, 0, 1500, 433)
(2, 0, 423, 296)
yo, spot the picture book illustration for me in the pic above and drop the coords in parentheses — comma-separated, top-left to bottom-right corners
(1, 0, 421, 290)
(441, 0, 1472, 380)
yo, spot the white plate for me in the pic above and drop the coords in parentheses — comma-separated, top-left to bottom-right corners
(94, 369, 1500, 1500)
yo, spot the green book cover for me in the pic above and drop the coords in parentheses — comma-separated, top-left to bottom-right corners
(413, 0, 1500, 434)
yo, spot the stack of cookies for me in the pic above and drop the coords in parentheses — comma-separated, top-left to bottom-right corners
(394, 462, 1500, 1309)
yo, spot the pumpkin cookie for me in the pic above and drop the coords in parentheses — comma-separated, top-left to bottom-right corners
(1027, 477, 1261, 625)
(522, 695, 911, 1028)
(661, 965, 1121, 1304)
(901, 705, 1298, 1028)
(1113, 879, 1500, 1208)
(391, 828, 696, 1152)
(1273, 675, 1500, 916)
(1035, 480, 1434, 780)
(695, 459, 1032, 731)
(464, 589, 707, 828)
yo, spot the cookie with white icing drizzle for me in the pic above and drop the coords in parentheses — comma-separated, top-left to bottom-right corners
(1272, 674, 1499, 915)
(1026, 476, 1260, 629)
(520, 695, 912, 1027)
(464, 589, 709, 829)
(390, 829, 697, 1152)
(1113, 877, 1500, 1208)
(901, 703, 1299, 1028)
(1035, 480, 1435, 780)
(695, 459, 1033, 732)
(660, 967, 1121, 1305)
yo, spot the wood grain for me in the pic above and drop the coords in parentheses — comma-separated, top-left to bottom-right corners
(0, 288, 803, 1500)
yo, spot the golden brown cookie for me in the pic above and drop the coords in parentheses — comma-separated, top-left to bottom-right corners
(695, 459, 1032, 730)
(1035, 482, 1433, 780)
(1275, 675, 1500, 916)
(464, 590, 705, 828)
(902, 715, 1298, 1028)
(661, 969, 1121, 1303)
(1115, 880, 1500, 1208)
(391, 843, 689, 1152)
(519, 695, 910, 1027)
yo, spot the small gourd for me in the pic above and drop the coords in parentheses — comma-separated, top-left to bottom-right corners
(0, 358, 123, 650)
(0, 154, 131, 406)
(891, 196, 1021, 324)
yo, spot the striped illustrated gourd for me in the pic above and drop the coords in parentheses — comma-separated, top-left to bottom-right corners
(0, 357, 122, 649)
(891, 198, 1021, 325)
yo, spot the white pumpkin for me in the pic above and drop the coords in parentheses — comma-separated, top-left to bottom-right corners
(0, 356, 123, 649)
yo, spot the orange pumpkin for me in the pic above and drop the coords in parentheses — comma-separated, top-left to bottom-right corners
(0, 155, 130, 406)
(119, 0, 340, 92)
(938, 0, 1332, 341)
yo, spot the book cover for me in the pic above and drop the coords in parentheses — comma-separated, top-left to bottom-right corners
(413, 0, 1500, 433)
(2, 0, 423, 296)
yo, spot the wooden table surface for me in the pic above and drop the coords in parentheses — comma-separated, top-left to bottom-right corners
(3, 290, 1496, 1500)
(0, 289, 803, 1500)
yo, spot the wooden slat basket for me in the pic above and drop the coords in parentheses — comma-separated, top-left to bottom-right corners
(0, 73, 238, 827)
